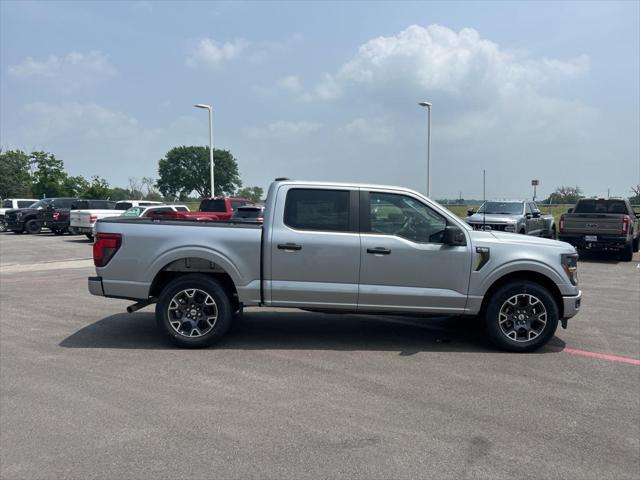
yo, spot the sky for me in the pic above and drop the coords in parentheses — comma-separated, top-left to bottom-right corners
(1, 0, 639, 200)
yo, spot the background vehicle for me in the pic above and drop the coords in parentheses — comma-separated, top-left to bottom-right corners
(559, 198, 640, 261)
(70, 200, 162, 240)
(198, 196, 252, 220)
(230, 204, 265, 223)
(466, 201, 556, 238)
(45, 199, 116, 235)
(89, 180, 581, 353)
(0, 198, 37, 232)
(121, 204, 190, 218)
(5, 197, 78, 234)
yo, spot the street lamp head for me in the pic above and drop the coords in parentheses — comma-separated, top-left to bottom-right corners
(194, 103, 211, 110)
(418, 101, 432, 107)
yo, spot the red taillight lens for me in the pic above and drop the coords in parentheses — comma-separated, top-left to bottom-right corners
(90, 215, 98, 224)
(52, 212, 60, 220)
(93, 233, 122, 267)
(622, 216, 630, 235)
(559, 214, 565, 233)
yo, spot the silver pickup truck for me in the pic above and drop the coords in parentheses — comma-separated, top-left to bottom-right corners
(466, 201, 556, 238)
(89, 180, 581, 352)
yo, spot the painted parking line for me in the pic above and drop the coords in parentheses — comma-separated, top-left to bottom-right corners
(557, 347, 640, 365)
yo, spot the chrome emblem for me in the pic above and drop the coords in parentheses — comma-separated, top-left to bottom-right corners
(586, 223, 598, 228)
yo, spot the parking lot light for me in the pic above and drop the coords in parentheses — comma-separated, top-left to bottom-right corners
(418, 101, 432, 197)
(194, 103, 214, 197)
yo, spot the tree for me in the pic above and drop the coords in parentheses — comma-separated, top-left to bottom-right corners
(61, 175, 89, 197)
(128, 177, 144, 200)
(30, 151, 69, 198)
(108, 187, 131, 201)
(0, 149, 32, 198)
(82, 176, 111, 199)
(157, 146, 242, 200)
(545, 185, 584, 204)
(236, 186, 264, 202)
(630, 185, 640, 204)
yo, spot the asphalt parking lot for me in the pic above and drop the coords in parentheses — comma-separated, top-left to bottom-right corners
(1, 232, 639, 480)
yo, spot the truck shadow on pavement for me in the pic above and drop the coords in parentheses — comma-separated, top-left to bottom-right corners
(60, 310, 566, 355)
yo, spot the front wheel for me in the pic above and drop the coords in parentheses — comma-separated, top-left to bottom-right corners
(0, 221, 6, 233)
(620, 242, 633, 262)
(484, 281, 559, 352)
(632, 237, 639, 253)
(25, 219, 42, 234)
(155, 274, 233, 348)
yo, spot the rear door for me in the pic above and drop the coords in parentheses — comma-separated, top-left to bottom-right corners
(268, 186, 360, 308)
(358, 190, 472, 314)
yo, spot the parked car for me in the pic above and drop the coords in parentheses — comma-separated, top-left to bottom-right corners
(558, 197, 640, 261)
(70, 200, 163, 240)
(5, 197, 79, 234)
(230, 204, 265, 223)
(198, 196, 253, 220)
(0, 198, 38, 232)
(121, 204, 190, 218)
(45, 199, 116, 235)
(89, 179, 581, 353)
(466, 201, 556, 238)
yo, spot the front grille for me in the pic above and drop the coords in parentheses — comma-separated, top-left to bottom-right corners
(470, 223, 508, 231)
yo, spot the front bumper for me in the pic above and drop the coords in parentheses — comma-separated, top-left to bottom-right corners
(562, 290, 582, 319)
(46, 220, 70, 230)
(88, 276, 104, 296)
(6, 219, 24, 230)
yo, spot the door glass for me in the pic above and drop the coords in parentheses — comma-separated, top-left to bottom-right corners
(284, 189, 350, 232)
(368, 192, 446, 243)
(526, 203, 533, 214)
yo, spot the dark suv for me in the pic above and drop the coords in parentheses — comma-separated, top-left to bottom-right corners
(5, 197, 79, 234)
(44, 199, 116, 235)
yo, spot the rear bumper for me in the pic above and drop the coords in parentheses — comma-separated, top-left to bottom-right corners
(88, 276, 104, 296)
(46, 220, 69, 230)
(562, 290, 582, 319)
(558, 233, 629, 251)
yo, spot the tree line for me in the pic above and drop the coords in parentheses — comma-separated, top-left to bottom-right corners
(0, 146, 264, 203)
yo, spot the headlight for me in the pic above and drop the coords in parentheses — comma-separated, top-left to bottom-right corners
(561, 253, 578, 286)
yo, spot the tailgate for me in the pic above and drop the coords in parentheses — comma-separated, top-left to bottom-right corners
(563, 214, 625, 235)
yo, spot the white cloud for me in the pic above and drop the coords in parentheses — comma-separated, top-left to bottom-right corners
(339, 117, 396, 144)
(276, 75, 302, 92)
(305, 24, 589, 102)
(186, 38, 248, 68)
(8, 51, 117, 78)
(245, 120, 322, 139)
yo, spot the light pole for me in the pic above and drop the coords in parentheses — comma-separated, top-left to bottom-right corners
(418, 101, 432, 197)
(194, 103, 214, 197)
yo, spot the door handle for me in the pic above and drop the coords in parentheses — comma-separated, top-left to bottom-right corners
(366, 247, 391, 255)
(277, 243, 302, 251)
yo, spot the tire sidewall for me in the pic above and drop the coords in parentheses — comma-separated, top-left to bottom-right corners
(485, 281, 559, 352)
(156, 274, 233, 348)
(25, 219, 41, 234)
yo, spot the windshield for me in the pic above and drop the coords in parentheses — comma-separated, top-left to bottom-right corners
(477, 202, 523, 215)
(574, 199, 628, 214)
(200, 199, 227, 212)
(122, 207, 144, 217)
(28, 199, 51, 209)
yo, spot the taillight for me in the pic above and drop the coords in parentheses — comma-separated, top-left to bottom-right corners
(52, 212, 60, 221)
(622, 216, 630, 235)
(90, 215, 98, 224)
(93, 233, 122, 267)
(559, 214, 565, 233)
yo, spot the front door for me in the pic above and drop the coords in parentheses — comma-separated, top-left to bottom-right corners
(358, 190, 472, 314)
(268, 186, 360, 309)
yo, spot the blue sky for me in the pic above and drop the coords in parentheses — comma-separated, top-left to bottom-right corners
(1, 0, 638, 199)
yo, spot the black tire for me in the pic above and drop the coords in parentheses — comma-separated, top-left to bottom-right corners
(519, 229, 526, 235)
(12, 229, 24, 234)
(549, 227, 557, 240)
(633, 237, 639, 253)
(25, 219, 42, 234)
(484, 281, 559, 352)
(85, 233, 94, 241)
(155, 274, 233, 348)
(0, 221, 6, 233)
(53, 228, 65, 235)
(620, 242, 633, 262)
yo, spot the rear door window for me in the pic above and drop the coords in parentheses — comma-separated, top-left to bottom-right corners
(574, 200, 628, 214)
(17, 201, 35, 208)
(116, 202, 132, 210)
(284, 189, 350, 232)
(200, 199, 227, 212)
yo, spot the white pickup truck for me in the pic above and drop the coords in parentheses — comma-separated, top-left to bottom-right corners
(89, 179, 582, 352)
(71, 200, 162, 239)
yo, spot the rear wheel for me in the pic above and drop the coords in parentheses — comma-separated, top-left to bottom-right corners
(12, 229, 24, 234)
(0, 221, 6, 233)
(53, 228, 65, 235)
(155, 274, 233, 348)
(633, 237, 639, 253)
(85, 233, 94, 241)
(25, 219, 42, 234)
(549, 227, 557, 240)
(484, 281, 559, 352)
(620, 242, 633, 262)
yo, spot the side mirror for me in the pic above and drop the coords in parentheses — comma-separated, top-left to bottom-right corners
(568, 208, 574, 213)
(635, 212, 640, 219)
(525, 213, 532, 219)
(533, 211, 541, 218)
(443, 225, 467, 246)
(466, 208, 475, 217)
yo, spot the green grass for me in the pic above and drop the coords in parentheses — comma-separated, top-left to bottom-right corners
(444, 204, 575, 226)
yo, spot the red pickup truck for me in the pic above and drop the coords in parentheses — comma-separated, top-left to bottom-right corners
(147, 197, 252, 222)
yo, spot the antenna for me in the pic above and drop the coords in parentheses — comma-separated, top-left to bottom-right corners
(483, 169, 486, 229)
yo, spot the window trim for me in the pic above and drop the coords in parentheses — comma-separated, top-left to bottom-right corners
(283, 188, 358, 233)
(360, 189, 449, 244)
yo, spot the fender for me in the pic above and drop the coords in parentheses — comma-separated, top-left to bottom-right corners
(474, 258, 568, 297)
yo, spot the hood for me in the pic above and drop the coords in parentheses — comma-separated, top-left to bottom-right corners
(489, 231, 574, 250)
(466, 213, 520, 224)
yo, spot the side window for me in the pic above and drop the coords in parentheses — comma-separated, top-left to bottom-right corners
(368, 192, 447, 243)
(175, 206, 188, 212)
(284, 189, 350, 232)
(17, 201, 34, 208)
(525, 203, 533, 215)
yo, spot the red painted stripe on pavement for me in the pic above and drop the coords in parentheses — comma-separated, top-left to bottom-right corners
(560, 347, 640, 365)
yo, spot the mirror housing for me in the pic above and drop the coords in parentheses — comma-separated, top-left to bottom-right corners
(525, 213, 532, 219)
(466, 208, 475, 217)
(443, 225, 467, 246)
(533, 211, 541, 218)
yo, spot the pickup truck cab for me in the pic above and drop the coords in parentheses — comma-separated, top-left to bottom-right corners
(0, 198, 38, 232)
(71, 200, 163, 240)
(198, 196, 253, 220)
(559, 198, 639, 261)
(6, 197, 79, 234)
(89, 180, 581, 352)
(466, 201, 556, 238)
(46, 199, 116, 235)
